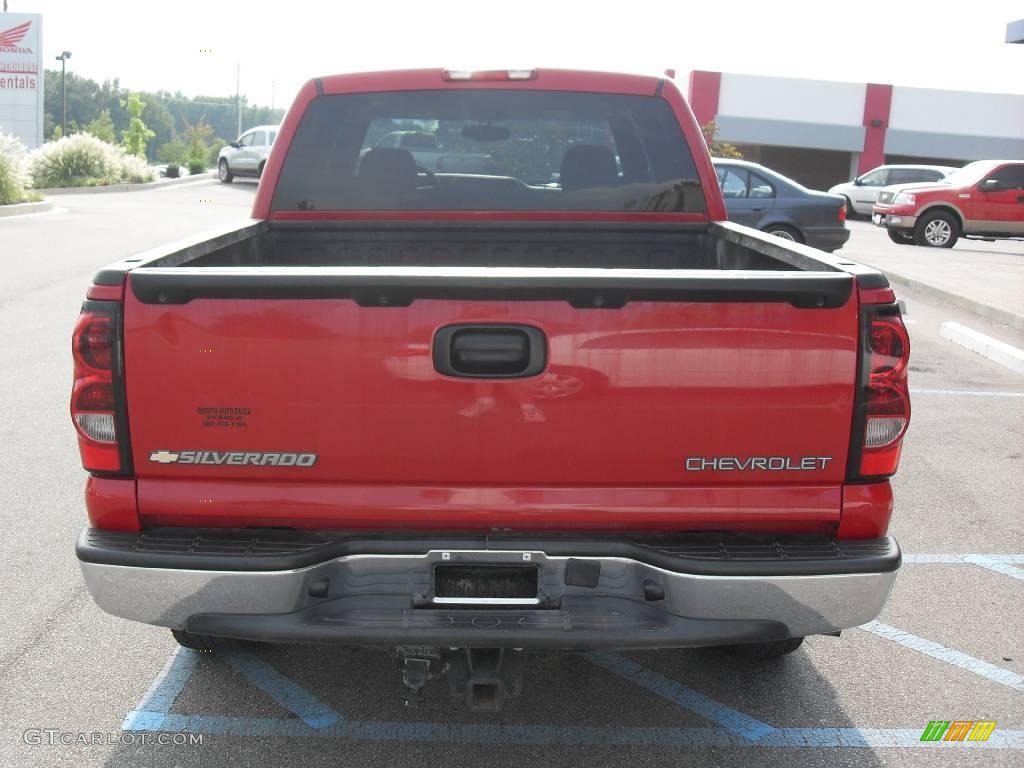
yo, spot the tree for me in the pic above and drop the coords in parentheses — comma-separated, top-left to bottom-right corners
(701, 121, 743, 159)
(121, 93, 155, 158)
(183, 118, 215, 169)
(157, 140, 188, 165)
(84, 109, 116, 143)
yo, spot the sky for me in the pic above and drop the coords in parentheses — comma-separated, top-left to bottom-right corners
(5, 0, 1023, 110)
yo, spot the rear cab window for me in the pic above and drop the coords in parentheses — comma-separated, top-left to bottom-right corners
(271, 90, 706, 213)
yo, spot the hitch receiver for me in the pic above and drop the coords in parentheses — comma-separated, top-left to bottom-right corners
(447, 648, 527, 712)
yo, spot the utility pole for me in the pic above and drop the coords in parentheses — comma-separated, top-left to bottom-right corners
(236, 63, 242, 137)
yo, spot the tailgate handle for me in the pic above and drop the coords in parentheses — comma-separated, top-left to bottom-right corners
(434, 325, 547, 379)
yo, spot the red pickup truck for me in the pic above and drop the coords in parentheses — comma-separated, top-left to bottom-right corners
(872, 159, 1024, 247)
(74, 69, 909, 709)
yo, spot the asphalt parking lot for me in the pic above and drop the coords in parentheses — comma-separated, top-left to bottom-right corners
(0, 181, 1020, 767)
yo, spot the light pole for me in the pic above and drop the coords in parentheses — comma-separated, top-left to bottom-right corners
(236, 63, 242, 138)
(55, 51, 72, 137)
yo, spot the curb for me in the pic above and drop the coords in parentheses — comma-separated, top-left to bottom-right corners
(0, 199, 55, 218)
(38, 172, 215, 196)
(940, 321, 1024, 375)
(882, 269, 1024, 332)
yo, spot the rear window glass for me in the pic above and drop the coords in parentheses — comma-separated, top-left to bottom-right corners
(271, 90, 706, 213)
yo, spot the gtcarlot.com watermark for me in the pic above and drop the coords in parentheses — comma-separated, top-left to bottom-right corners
(24, 729, 204, 747)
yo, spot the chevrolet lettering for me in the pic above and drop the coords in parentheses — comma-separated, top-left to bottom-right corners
(685, 456, 834, 471)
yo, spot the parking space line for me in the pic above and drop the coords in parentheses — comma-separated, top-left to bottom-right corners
(860, 621, 1024, 692)
(222, 650, 341, 728)
(903, 554, 1024, 581)
(904, 554, 1024, 564)
(122, 714, 1024, 748)
(908, 388, 1024, 397)
(120, 647, 1024, 749)
(121, 647, 198, 731)
(962, 555, 1024, 582)
(585, 652, 776, 740)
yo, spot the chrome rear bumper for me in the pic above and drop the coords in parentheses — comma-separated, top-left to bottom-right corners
(78, 530, 899, 649)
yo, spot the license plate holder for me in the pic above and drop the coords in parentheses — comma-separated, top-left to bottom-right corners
(434, 564, 539, 605)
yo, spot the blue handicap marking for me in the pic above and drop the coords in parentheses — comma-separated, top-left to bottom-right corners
(122, 645, 1024, 749)
(223, 650, 340, 728)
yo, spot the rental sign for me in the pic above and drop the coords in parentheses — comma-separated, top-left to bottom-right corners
(0, 13, 44, 149)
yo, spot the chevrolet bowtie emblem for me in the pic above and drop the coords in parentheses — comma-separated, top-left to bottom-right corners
(148, 450, 180, 464)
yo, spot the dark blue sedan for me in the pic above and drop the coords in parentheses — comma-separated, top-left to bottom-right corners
(713, 159, 851, 252)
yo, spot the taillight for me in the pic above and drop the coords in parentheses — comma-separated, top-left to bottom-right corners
(838, 204, 847, 224)
(71, 301, 131, 474)
(849, 307, 911, 479)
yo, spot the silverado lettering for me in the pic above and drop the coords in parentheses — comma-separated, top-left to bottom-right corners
(148, 450, 317, 467)
(73, 68, 911, 712)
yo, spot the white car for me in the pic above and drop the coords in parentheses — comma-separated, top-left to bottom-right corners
(829, 164, 958, 217)
(217, 125, 280, 183)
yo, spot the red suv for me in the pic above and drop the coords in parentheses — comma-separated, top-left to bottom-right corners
(872, 160, 1024, 247)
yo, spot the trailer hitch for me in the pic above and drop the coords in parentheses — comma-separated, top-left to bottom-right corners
(395, 647, 527, 712)
(447, 648, 527, 712)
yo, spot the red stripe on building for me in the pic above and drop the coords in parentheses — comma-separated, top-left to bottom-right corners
(859, 83, 893, 174)
(688, 70, 721, 128)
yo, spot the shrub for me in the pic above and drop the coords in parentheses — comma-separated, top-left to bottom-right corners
(164, 163, 180, 178)
(207, 138, 227, 167)
(84, 109, 117, 144)
(157, 140, 188, 165)
(0, 131, 31, 204)
(186, 158, 206, 176)
(28, 132, 155, 188)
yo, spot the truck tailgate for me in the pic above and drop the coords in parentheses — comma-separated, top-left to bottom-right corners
(123, 271, 858, 531)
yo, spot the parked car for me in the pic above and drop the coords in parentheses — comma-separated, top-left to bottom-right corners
(830, 165, 958, 217)
(713, 158, 850, 252)
(217, 124, 280, 183)
(73, 68, 908, 711)
(872, 159, 1024, 247)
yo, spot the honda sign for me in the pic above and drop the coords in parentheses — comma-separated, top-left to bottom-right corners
(0, 13, 44, 149)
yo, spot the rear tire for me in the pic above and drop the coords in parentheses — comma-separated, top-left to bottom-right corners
(723, 637, 805, 660)
(763, 224, 804, 244)
(218, 159, 234, 184)
(914, 210, 959, 248)
(887, 229, 914, 245)
(171, 629, 234, 652)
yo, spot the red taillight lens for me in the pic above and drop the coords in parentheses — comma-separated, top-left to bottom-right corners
(75, 314, 113, 370)
(838, 204, 847, 223)
(71, 304, 128, 473)
(851, 308, 911, 479)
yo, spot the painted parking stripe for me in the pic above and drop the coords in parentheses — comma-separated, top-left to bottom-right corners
(121, 647, 198, 731)
(904, 554, 1024, 564)
(586, 652, 775, 741)
(121, 647, 1024, 749)
(860, 621, 1024, 692)
(962, 555, 1024, 582)
(903, 553, 1024, 581)
(223, 649, 340, 728)
(909, 388, 1024, 398)
(121, 713, 1024, 749)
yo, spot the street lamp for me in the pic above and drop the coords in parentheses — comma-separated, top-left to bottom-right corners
(55, 51, 72, 137)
